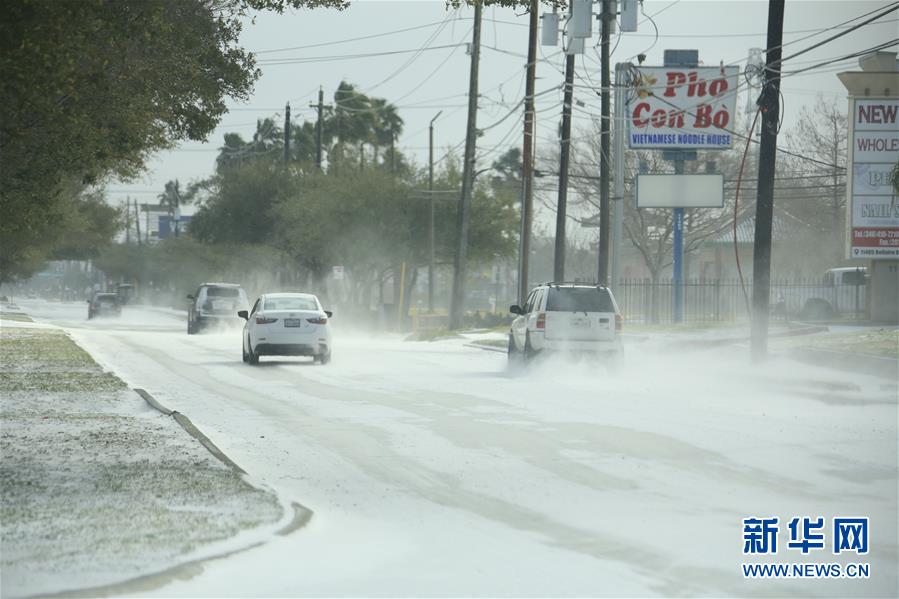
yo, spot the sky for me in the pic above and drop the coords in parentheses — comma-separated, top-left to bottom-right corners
(106, 0, 899, 212)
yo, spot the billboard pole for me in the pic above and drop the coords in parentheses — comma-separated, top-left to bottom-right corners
(662, 50, 699, 324)
(673, 163, 685, 323)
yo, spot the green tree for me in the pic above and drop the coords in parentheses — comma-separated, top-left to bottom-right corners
(0, 0, 345, 282)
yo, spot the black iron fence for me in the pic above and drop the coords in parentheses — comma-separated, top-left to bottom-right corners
(616, 278, 867, 324)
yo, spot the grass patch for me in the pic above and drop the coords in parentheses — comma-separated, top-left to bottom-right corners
(0, 327, 125, 390)
(0, 313, 32, 323)
(405, 328, 463, 342)
(1, 315, 283, 597)
(773, 329, 898, 359)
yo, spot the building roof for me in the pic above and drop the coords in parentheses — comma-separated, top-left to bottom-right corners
(708, 213, 807, 245)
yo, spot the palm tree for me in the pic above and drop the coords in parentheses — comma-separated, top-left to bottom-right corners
(326, 82, 373, 169)
(216, 132, 248, 172)
(157, 179, 182, 237)
(371, 98, 404, 170)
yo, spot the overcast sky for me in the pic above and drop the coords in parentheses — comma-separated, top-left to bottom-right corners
(107, 0, 897, 212)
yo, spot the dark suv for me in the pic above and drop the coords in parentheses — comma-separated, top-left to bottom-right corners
(187, 283, 249, 334)
(87, 292, 121, 319)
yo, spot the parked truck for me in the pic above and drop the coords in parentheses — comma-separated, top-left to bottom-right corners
(775, 267, 868, 320)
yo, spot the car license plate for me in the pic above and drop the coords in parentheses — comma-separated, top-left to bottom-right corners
(573, 317, 591, 328)
(284, 318, 303, 327)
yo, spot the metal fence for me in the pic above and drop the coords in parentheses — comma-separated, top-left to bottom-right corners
(616, 278, 867, 324)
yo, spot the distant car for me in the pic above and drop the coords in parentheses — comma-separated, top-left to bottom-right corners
(239, 292, 332, 365)
(508, 282, 623, 364)
(187, 283, 249, 334)
(87, 292, 121, 319)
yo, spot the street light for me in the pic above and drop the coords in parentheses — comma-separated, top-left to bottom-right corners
(428, 110, 442, 313)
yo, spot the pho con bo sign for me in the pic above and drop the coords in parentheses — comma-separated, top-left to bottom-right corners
(628, 66, 740, 150)
(847, 99, 899, 259)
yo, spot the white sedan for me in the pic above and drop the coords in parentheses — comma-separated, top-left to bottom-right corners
(238, 293, 332, 365)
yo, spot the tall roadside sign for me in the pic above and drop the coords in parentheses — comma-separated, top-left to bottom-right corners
(838, 52, 899, 324)
(627, 52, 738, 322)
(845, 99, 898, 258)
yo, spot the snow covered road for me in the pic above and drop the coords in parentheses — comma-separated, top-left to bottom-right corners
(18, 300, 898, 597)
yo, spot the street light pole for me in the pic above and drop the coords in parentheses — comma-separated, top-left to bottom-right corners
(428, 110, 443, 313)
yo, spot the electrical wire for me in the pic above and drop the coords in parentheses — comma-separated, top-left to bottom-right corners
(734, 108, 760, 317)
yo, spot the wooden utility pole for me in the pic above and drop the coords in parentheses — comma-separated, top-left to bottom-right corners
(283, 102, 291, 163)
(519, 0, 538, 305)
(751, 0, 785, 362)
(310, 88, 327, 170)
(597, 0, 612, 286)
(134, 200, 142, 246)
(449, 2, 482, 330)
(554, 53, 575, 282)
(125, 197, 131, 244)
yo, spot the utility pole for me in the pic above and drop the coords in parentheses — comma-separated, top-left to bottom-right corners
(125, 197, 131, 245)
(554, 53, 575, 282)
(519, 0, 538, 305)
(597, 0, 612, 286)
(611, 62, 629, 292)
(751, 0, 785, 362)
(310, 88, 326, 170)
(283, 102, 291, 163)
(449, 2, 482, 330)
(134, 199, 142, 246)
(428, 110, 443, 313)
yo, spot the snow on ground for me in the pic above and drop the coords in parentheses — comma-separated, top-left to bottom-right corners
(0, 314, 285, 598)
(12, 299, 899, 597)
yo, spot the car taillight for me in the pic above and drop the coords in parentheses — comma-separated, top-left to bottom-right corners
(615, 314, 622, 331)
(255, 317, 278, 324)
(307, 317, 328, 325)
(536, 312, 545, 329)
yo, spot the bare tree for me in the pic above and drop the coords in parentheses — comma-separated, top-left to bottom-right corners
(783, 95, 847, 260)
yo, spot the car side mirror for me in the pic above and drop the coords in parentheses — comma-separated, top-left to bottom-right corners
(509, 304, 523, 315)
(237, 310, 248, 320)
(86, 300, 91, 303)
(325, 310, 333, 318)
(187, 294, 195, 300)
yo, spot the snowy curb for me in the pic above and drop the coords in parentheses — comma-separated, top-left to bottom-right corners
(464, 342, 506, 354)
(133, 389, 316, 534)
(664, 324, 828, 350)
(135, 388, 246, 474)
(785, 347, 899, 381)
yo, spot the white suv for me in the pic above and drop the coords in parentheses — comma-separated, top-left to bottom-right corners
(508, 282, 623, 363)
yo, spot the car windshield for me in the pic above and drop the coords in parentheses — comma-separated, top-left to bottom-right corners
(546, 287, 614, 312)
(206, 287, 240, 298)
(263, 297, 318, 311)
